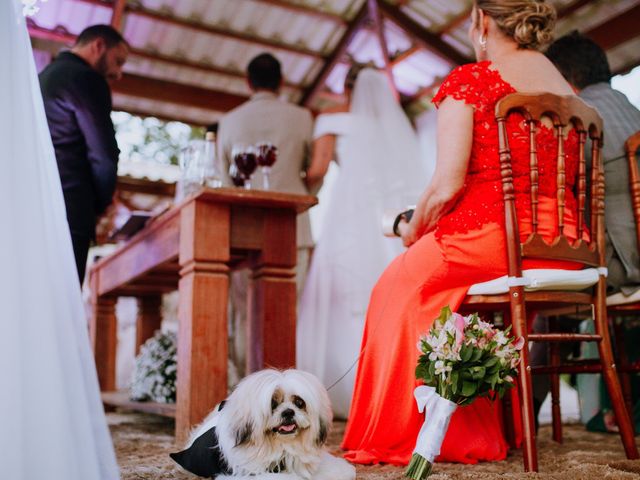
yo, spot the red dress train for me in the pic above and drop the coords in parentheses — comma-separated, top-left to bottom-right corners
(341, 62, 581, 465)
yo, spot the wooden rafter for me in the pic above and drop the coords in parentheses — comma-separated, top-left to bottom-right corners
(27, 22, 304, 91)
(113, 74, 248, 112)
(390, 45, 420, 68)
(557, 0, 597, 19)
(76, 0, 326, 59)
(613, 58, 640, 76)
(368, 0, 397, 95)
(438, 6, 471, 35)
(585, 4, 640, 51)
(378, 1, 470, 65)
(300, 3, 369, 106)
(110, 0, 127, 29)
(253, 0, 346, 25)
(403, 76, 444, 106)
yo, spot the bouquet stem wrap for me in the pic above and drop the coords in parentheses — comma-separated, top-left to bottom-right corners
(405, 385, 457, 479)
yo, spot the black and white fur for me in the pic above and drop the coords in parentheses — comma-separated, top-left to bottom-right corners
(187, 369, 355, 480)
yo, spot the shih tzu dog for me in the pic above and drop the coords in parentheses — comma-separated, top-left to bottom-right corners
(171, 369, 355, 480)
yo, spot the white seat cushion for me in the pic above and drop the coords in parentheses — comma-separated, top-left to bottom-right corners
(467, 268, 600, 295)
(607, 288, 640, 306)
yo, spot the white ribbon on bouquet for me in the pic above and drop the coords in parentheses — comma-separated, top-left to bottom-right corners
(412, 386, 458, 463)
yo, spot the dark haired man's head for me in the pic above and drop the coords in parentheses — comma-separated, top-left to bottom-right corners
(247, 53, 282, 92)
(72, 25, 129, 83)
(545, 31, 611, 90)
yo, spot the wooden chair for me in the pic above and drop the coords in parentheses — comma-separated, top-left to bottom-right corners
(605, 130, 640, 420)
(459, 93, 639, 472)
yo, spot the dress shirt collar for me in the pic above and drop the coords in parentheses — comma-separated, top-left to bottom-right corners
(250, 91, 278, 102)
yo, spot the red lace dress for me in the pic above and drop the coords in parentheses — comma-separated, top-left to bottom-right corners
(341, 62, 581, 465)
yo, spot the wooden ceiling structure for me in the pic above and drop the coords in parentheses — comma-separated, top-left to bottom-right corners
(27, 0, 640, 125)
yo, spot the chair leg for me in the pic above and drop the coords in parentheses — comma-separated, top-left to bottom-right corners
(550, 341, 563, 443)
(499, 311, 517, 449)
(595, 284, 639, 459)
(612, 316, 635, 430)
(509, 289, 538, 472)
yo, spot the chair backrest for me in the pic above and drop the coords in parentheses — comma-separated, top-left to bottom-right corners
(625, 130, 640, 254)
(494, 93, 604, 278)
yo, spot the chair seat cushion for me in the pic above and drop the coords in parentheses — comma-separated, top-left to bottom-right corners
(607, 288, 640, 306)
(467, 268, 600, 295)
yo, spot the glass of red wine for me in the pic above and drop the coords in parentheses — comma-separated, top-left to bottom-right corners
(229, 163, 245, 188)
(232, 144, 258, 189)
(255, 142, 278, 190)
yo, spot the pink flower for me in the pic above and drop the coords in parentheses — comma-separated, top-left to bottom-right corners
(453, 312, 466, 348)
(513, 337, 525, 350)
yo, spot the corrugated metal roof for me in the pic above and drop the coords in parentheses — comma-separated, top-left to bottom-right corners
(28, 0, 640, 126)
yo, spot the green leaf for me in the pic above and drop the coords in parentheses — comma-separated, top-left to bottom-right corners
(460, 344, 473, 363)
(451, 370, 459, 394)
(462, 380, 478, 396)
(415, 364, 428, 381)
(470, 348, 483, 362)
(438, 306, 452, 325)
(471, 365, 486, 380)
(484, 357, 499, 368)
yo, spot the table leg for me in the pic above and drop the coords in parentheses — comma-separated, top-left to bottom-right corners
(176, 200, 230, 444)
(90, 295, 118, 392)
(247, 209, 297, 371)
(136, 295, 163, 354)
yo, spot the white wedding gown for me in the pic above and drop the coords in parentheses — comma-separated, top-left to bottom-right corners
(0, 1, 120, 478)
(297, 70, 430, 419)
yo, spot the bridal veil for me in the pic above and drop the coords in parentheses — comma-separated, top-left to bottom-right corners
(0, 1, 119, 478)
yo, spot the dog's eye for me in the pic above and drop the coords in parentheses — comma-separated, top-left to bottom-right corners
(293, 396, 306, 410)
(271, 397, 279, 411)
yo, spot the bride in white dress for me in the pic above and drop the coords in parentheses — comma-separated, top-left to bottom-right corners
(297, 67, 430, 418)
(0, 1, 119, 478)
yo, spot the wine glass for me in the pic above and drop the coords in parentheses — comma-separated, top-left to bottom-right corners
(229, 163, 245, 187)
(232, 144, 258, 190)
(256, 142, 278, 190)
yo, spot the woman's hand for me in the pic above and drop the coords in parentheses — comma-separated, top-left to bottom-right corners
(398, 218, 419, 247)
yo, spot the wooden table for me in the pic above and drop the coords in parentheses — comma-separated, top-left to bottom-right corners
(89, 188, 316, 442)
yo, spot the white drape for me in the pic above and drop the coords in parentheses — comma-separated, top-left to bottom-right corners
(0, 1, 120, 478)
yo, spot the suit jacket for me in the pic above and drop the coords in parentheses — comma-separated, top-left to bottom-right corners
(581, 82, 640, 287)
(217, 91, 314, 248)
(39, 52, 120, 238)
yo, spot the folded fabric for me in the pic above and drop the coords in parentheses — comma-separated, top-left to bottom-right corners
(467, 268, 600, 295)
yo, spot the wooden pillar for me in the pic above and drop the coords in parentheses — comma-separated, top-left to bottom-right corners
(247, 209, 297, 372)
(176, 199, 230, 444)
(136, 295, 163, 354)
(90, 294, 118, 392)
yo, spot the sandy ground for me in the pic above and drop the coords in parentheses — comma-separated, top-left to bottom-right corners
(109, 411, 640, 479)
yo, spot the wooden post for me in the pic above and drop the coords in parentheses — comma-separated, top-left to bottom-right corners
(368, 0, 398, 98)
(110, 0, 127, 30)
(176, 198, 230, 444)
(247, 209, 298, 372)
(136, 296, 162, 354)
(90, 295, 118, 392)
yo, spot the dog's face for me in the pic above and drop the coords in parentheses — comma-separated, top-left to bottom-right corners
(267, 385, 312, 439)
(215, 369, 333, 476)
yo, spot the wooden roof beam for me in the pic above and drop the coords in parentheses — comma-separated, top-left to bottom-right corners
(110, 0, 127, 29)
(253, 0, 347, 25)
(557, 0, 597, 19)
(113, 73, 248, 112)
(368, 0, 397, 96)
(585, 4, 640, 51)
(77, 0, 326, 59)
(27, 22, 304, 91)
(390, 45, 421, 68)
(378, 1, 471, 66)
(300, 3, 369, 106)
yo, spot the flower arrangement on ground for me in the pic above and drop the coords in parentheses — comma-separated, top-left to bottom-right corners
(406, 306, 524, 479)
(130, 329, 178, 404)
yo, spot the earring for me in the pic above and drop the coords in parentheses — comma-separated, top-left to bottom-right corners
(479, 34, 487, 51)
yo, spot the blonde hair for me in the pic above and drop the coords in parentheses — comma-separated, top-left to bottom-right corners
(475, 0, 556, 50)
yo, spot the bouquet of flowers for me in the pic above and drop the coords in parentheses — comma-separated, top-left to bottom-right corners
(130, 330, 178, 404)
(406, 306, 524, 479)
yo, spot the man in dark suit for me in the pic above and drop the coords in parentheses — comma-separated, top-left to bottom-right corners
(40, 25, 129, 283)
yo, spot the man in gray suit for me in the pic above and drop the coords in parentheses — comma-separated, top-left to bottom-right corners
(528, 32, 640, 428)
(217, 53, 314, 377)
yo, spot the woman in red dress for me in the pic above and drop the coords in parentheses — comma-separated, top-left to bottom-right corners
(342, 0, 580, 465)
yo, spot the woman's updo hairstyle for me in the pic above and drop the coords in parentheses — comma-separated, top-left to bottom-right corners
(475, 0, 557, 50)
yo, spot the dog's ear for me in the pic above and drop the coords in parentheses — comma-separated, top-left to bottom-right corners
(234, 422, 253, 447)
(316, 418, 328, 446)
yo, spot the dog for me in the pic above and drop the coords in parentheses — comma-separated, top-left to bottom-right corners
(171, 369, 356, 480)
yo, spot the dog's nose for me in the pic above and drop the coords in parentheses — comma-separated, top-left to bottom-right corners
(282, 408, 295, 419)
